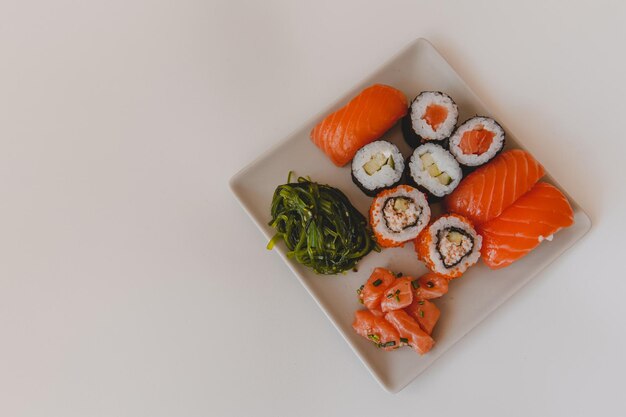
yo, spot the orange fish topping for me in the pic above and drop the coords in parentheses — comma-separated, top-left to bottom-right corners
(458, 127, 495, 155)
(421, 104, 448, 131)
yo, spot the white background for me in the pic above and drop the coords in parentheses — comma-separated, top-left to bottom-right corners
(1, 1, 625, 416)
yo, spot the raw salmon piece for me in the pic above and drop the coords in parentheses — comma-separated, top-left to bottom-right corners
(359, 268, 396, 310)
(310, 84, 407, 167)
(445, 149, 545, 225)
(422, 104, 448, 131)
(380, 277, 413, 312)
(352, 310, 401, 351)
(385, 310, 434, 355)
(458, 128, 495, 155)
(478, 182, 574, 269)
(412, 272, 449, 299)
(405, 298, 441, 335)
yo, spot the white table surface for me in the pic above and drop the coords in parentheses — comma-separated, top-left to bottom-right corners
(1, 1, 625, 416)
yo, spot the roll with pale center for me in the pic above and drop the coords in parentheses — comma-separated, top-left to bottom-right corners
(351, 140, 404, 197)
(414, 214, 482, 279)
(369, 185, 431, 248)
(407, 143, 462, 199)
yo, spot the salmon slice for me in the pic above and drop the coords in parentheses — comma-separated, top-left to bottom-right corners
(352, 310, 401, 351)
(445, 149, 545, 225)
(478, 182, 574, 269)
(385, 310, 434, 355)
(380, 277, 413, 312)
(405, 298, 441, 335)
(359, 268, 397, 310)
(412, 272, 449, 300)
(422, 104, 448, 131)
(458, 128, 495, 155)
(310, 84, 407, 167)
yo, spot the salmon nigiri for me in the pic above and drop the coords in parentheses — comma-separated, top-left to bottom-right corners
(445, 149, 545, 225)
(478, 182, 574, 269)
(311, 84, 407, 167)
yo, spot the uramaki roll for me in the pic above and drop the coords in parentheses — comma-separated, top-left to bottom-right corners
(415, 214, 481, 279)
(369, 185, 430, 248)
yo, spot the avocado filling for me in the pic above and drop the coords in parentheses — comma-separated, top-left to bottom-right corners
(420, 152, 452, 185)
(363, 152, 395, 176)
(436, 227, 474, 268)
(382, 196, 420, 233)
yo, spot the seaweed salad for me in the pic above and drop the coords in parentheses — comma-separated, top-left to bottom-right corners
(268, 174, 377, 274)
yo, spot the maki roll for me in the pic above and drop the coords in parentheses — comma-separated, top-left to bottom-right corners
(407, 143, 462, 199)
(369, 185, 430, 248)
(352, 141, 404, 196)
(401, 92, 458, 148)
(448, 117, 505, 167)
(414, 214, 482, 279)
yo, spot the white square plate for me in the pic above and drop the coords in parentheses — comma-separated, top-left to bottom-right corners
(229, 38, 591, 393)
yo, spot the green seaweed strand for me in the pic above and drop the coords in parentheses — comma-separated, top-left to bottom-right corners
(267, 175, 378, 275)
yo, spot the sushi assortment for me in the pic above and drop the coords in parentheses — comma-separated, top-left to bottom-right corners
(268, 82, 576, 355)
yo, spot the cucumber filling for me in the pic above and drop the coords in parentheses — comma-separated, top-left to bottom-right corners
(436, 227, 474, 268)
(382, 197, 420, 233)
(420, 152, 452, 185)
(363, 152, 395, 176)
